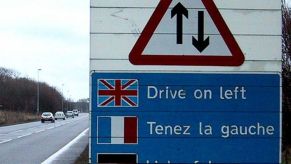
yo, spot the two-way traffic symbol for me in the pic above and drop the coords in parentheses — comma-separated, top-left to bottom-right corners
(129, 0, 245, 66)
(171, 2, 188, 45)
(192, 11, 210, 52)
(171, 3, 209, 52)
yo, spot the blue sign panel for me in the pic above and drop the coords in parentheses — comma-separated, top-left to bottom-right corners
(90, 73, 280, 164)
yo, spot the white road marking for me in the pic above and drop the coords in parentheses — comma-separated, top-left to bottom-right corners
(0, 139, 12, 144)
(41, 128, 89, 164)
(3, 129, 24, 135)
(13, 130, 23, 133)
(0, 114, 88, 146)
(35, 129, 45, 133)
(46, 127, 54, 130)
(17, 133, 32, 139)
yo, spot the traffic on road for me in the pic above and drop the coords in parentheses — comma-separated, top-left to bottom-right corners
(0, 113, 88, 164)
(41, 110, 80, 123)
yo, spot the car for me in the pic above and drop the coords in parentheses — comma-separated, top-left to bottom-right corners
(54, 111, 66, 120)
(66, 111, 74, 118)
(41, 112, 55, 123)
(73, 109, 79, 116)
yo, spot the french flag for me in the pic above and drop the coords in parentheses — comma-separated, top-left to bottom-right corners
(97, 116, 138, 144)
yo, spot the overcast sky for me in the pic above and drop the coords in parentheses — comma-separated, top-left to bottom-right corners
(0, 0, 89, 101)
(0, 1, 287, 101)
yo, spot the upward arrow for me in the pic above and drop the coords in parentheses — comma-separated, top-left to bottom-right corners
(192, 11, 210, 52)
(171, 2, 188, 44)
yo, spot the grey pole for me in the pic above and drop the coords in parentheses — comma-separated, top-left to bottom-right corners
(37, 68, 41, 114)
(62, 83, 64, 112)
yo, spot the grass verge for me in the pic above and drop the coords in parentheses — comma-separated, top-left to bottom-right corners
(0, 110, 39, 126)
(282, 147, 291, 164)
(75, 144, 89, 164)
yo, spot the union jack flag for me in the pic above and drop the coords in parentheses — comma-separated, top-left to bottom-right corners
(97, 79, 138, 107)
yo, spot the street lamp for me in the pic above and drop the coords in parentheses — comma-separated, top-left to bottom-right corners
(37, 68, 42, 114)
(61, 83, 64, 112)
(66, 90, 70, 110)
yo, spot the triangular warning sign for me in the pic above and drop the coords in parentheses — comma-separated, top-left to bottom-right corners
(129, 0, 245, 66)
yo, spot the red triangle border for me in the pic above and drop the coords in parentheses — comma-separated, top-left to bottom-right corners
(129, 0, 245, 66)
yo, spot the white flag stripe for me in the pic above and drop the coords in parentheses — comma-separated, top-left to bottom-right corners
(111, 116, 124, 144)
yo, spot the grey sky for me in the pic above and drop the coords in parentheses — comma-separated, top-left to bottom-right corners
(0, 0, 286, 101)
(0, 0, 89, 101)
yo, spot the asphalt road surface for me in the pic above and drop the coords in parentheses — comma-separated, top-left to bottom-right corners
(0, 113, 88, 164)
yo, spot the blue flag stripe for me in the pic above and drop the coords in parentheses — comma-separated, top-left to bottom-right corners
(98, 117, 111, 143)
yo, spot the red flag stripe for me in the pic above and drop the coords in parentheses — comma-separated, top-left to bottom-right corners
(100, 97, 114, 106)
(122, 96, 137, 106)
(122, 80, 137, 90)
(99, 80, 114, 90)
(98, 90, 137, 96)
(124, 117, 137, 144)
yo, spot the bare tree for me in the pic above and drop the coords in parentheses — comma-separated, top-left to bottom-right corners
(0, 67, 68, 114)
(282, 0, 291, 158)
(0, 67, 19, 79)
(283, 0, 291, 75)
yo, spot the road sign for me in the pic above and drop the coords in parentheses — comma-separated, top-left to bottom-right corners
(91, 73, 281, 164)
(90, 0, 281, 163)
(90, 0, 281, 72)
(129, 0, 244, 66)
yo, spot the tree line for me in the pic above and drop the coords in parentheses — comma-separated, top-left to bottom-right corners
(282, 0, 291, 152)
(0, 67, 88, 114)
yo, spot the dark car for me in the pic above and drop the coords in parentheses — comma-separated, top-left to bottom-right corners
(41, 112, 55, 123)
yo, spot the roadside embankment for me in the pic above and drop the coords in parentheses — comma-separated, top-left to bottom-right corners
(0, 110, 39, 126)
(283, 147, 291, 164)
(75, 145, 88, 164)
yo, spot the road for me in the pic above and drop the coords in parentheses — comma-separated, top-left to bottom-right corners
(0, 113, 88, 164)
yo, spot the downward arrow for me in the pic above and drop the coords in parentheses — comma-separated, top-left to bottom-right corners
(192, 11, 209, 52)
(171, 2, 188, 44)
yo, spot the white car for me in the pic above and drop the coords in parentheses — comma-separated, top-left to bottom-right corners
(73, 109, 79, 116)
(54, 111, 66, 120)
(66, 111, 74, 118)
(41, 112, 55, 123)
